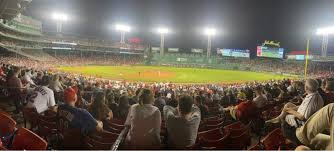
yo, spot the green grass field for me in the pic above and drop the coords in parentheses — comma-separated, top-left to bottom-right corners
(57, 66, 293, 83)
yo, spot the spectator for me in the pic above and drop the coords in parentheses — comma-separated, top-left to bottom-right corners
(266, 79, 324, 143)
(22, 69, 36, 87)
(125, 88, 161, 149)
(154, 92, 166, 112)
(49, 74, 64, 92)
(321, 80, 334, 105)
(118, 95, 130, 120)
(88, 91, 113, 121)
(7, 66, 25, 113)
(194, 95, 209, 119)
(253, 86, 268, 108)
(296, 103, 334, 150)
(26, 76, 56, 113)
(57, 88, 103, 134)
(163, 95, 201, 149)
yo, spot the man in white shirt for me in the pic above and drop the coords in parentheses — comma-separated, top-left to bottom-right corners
(26, 76, 56, 114)
(266, 79, 324, 144)
(23, 70, 36, 87)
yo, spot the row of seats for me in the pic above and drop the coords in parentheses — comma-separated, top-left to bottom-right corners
(0, 112, 48, 150)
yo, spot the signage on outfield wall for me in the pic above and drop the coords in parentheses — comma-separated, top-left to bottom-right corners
(151, 47, 160, 53)
(177, 58, 187, 62)
(168, 48, 179, 52)
(191, 48, 204, 53)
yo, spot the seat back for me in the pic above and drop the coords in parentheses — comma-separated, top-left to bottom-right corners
(83, 136, 114, 150)
(261, 128, 284, 150)
(22, 107, 39, 129)
(90, 130, 119, 143)
(227, 129, 251, 149)
(38, 117, 58, 138)
(198, 127, 224, 142)
(0, 112, 16, 137)
(200, 131, 230, 150)
(11, 128, 48, 150)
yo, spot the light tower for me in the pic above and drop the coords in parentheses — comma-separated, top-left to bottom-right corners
(204, 28, 216, 58)
(115, 24, 131, 43)
(316, 26, 334, 58)
(51, 12, 68, 33)
(157, 27, 169, 56)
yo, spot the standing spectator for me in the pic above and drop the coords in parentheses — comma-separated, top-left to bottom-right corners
(125, 88, 161, 149)
(154, 92, 166, 112)
(164, 95, 201, 149)
(194, 95, 209, 119)
(118, 95, 130, 120)
(321, 80, 334, 105)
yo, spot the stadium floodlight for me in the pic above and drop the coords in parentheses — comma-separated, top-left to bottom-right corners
(316, 26, 334, 35)
(157, 27, 169, 56)
(115, 24, 131, 32)
(52, 12, 68, 22)
(204, 27, 217, 58)
(157, 27, 169, 34)
(204, 28, 217, 36)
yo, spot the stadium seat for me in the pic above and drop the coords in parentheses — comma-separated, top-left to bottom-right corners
(10, 128, 48, 150)
(198, 127, 224, 141)
(103, 121, 123, 134)
(261, 128, 285, 150)
(224, 121, 244, 130)
(37, 116, 58, 140)
(89, 130, 119, 143)
(111, 118, 125, 125)
(248, 144, 261, 150)
(22, 107, 39, 130)
(0, 112, 16, 137)
(224, 122, 250, 137)
(200, 131, 230, 150)
(226, 129, 251, 149)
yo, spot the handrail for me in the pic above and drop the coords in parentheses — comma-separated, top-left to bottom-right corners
(111, 126, 129, 151)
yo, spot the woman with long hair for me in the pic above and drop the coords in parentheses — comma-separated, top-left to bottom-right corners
(88, 91, 113, 121)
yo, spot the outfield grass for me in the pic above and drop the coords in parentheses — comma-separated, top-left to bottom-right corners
(57, 66, 293, 83)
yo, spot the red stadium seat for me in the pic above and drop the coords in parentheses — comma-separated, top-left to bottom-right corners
(0, 112, 16, 137)
(248, 144, 261, 150)
(37, 116, 58, 140)
(198, 127, 224, 141)
(200, 131, 230, 150)
(224, 122, 250, 137)
(261, 128, 285, 150)
(10, 128, 48, 150)
(224, 121, 245, 130)
(226, 129, 251, 149)
(83, 130, 119, 150)
(111, 118, 125, 125)
(103, 121, 123, 134)
(22, 107, 39, 130)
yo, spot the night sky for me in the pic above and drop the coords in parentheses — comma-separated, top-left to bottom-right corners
(25, 0, 334, 55)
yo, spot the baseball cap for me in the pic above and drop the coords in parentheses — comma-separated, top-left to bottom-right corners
(64, 87, 77, 103)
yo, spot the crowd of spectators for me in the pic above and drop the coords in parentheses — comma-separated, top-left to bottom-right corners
(1, 54, 334, 150)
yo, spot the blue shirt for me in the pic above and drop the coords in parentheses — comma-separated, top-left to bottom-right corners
(58, 104, 97, 134)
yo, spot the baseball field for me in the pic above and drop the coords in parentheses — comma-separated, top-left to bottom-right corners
(57, 66, 294, 84)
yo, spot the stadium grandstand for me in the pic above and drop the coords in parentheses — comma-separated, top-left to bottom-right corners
(0, 0, 334, 150)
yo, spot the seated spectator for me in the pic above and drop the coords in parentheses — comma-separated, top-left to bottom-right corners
(163, 95, 201, 149)
(296, 103, 334, 150)
(22, 69, 36, 87)
(266, 79, 324, 143)
(7, 66, 25, 113)
(75, 85, 89, 108)
(49, 74, 64, 92)
(253, 86, 268, 108)
(321, 80, 334, 105)
(118, 95, 130, 120)
(194, 95, 209, 119)
(26, 76, 56, 113)
(125, 88, 161, 149)
(88, 91, 113, 121)
(57, 88, 103, 134)
(154, 92, 166, 112)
